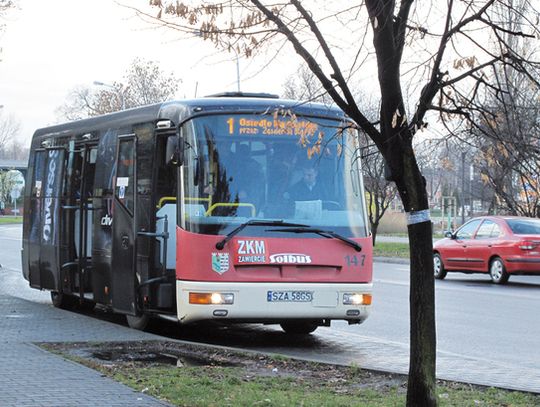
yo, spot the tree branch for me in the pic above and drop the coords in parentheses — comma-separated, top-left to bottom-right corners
(249, 0, 380, 139)
(394, 0, 414, 61)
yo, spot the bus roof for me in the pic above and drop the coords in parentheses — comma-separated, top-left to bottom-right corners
(31, 95, 346, 141)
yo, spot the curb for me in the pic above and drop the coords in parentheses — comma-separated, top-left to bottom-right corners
(373, 256, 410, 265)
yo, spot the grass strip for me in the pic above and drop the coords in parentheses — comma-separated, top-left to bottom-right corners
(101, 363, 540, 406)
(0, 216, 23, 224)
(40, 341, 539, 407)
(373, 241, 410, 258)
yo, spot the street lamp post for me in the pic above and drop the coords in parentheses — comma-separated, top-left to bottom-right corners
(461, 151, 466, 224)
(191, 30, 241, 92)
(232, 49, 241, 93)
(93, 81, 125, 110)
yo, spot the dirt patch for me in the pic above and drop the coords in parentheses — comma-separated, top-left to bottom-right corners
(39, 340, 408, 393)
(37, 340, 540, 406)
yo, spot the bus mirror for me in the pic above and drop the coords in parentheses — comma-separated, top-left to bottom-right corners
(166, 135, 184, 166)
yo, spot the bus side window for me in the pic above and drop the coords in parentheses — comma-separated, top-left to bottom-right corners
(155, 135, 177, 206)
(116, 139, 135, 213)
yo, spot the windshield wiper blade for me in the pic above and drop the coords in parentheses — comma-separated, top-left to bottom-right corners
(215, 220, 309, 250)
(269, 227, 362, 252)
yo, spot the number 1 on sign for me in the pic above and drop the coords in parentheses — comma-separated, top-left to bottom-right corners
(227, 118, 234, 134)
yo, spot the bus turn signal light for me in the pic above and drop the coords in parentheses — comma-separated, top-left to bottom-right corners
(343, 293, 372, 306)
(189, 292, 234, 305)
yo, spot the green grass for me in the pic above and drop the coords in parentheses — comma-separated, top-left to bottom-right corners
(377, 232, 409, 237)
(0, 216, 22, 224)
(105, 365, 537, 407)
(40, 342, 539, 407)
(112, 366, 403, 406)
(373, 242, 410, 258)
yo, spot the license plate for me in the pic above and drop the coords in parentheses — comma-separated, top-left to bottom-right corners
(267, 290, 313, 302)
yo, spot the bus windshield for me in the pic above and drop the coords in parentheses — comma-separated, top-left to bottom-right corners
(180, 113, 368, 238)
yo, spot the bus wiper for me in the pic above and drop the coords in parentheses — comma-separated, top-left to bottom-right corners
(215, 220, 309, 250)
(269, 227, 362, 252)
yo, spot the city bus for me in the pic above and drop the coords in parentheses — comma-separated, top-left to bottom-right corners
(21, 93, 373, 334)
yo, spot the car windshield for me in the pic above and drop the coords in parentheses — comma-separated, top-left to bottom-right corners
(179, 113, 368, 238)
(506, 218, 540, 235)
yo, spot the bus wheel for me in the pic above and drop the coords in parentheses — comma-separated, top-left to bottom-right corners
(50, 291, 76, 309)
(126, 314, 150, 331)
(280, 321, 318, 335)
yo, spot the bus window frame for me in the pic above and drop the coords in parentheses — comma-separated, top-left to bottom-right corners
(176, 112, 370, 237)
(114, 134, 137, 216)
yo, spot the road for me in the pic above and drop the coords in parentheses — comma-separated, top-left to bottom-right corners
(2, 224, 540, 392)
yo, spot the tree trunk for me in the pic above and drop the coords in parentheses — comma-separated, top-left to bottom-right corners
(371, 223, 378, 246)
(407, 220, 436, 406)
(390, 149, 437, 407)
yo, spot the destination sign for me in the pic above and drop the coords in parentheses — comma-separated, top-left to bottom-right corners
(226, 116, 319, 137)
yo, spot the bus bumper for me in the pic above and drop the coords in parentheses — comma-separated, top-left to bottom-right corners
(177, 280, 372, 325)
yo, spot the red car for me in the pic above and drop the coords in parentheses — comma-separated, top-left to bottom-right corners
(433, 216, 540, 284)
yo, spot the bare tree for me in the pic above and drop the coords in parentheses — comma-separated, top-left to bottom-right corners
(1, 139, 28, 161)
(416, 136, 498, 227)
(0, 1, 16, 33)
(0, 170, 17, 210)
(0, 0, 17, 63)
(362, 146, 398, 243)
(0, 0, 23, 161)
(0, 112, 20, 158)
(475, 127, 540, 217)
(56, 58, 180, 120)
(282, 64, 333, 104)
(132, 1, 540, 404)
(469, 2, 540, 218)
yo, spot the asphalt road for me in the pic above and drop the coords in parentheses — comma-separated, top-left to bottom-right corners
(363, 261, 540, 373)
(2, 223, 540, 391)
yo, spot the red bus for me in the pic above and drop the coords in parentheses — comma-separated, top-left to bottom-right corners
(22, 93, 372, 334)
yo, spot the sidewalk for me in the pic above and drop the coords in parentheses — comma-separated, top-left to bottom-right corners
(0, 289, 171, 407)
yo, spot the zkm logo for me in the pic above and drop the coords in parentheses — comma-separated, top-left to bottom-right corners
(269, 253, 312, 264)
(237, 239, 266, 263)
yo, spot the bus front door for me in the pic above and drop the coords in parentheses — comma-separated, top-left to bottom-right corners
(111, 136, 138, 315)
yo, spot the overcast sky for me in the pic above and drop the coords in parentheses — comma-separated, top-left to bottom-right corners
(0, 0, 287, 144)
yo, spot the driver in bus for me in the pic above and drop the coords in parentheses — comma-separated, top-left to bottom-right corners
(285, 164, 328, 202)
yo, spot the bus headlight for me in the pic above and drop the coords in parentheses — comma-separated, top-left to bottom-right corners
(189, 292, 235, 305)
(343, 293, 372, 305)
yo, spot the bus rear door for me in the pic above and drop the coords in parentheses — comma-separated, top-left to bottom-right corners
(59, 141, 96, 300)
(111, 135, 138, 314)
(28, 147, 65, 290)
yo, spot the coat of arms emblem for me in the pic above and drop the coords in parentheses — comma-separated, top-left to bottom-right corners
(211, 252, 230, 274)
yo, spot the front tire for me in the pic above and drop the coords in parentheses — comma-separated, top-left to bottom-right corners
(433, 253, 447, 280)
(280, 321, 318, 335)
(489, 257, 509, 284)
(126, 314, 150, 330)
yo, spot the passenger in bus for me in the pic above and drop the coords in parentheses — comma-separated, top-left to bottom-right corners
(229, 143, 264, 210)
(285, 165, 328, 202)
(268, 143, 297, 199)
(73, 168, 82, 200)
